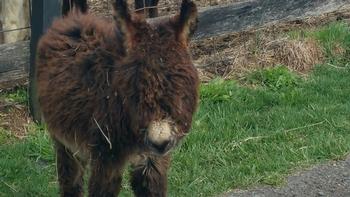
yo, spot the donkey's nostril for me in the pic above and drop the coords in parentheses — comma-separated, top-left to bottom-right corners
(146, 120, 175, 154)
(155, 139, 170, 151)
(146, 138, 172, 154)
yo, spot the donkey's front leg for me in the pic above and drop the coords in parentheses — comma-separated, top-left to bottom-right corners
(55, 140, 86, 197)
(88, 155, 125, 197)
(130, 154, 171, 197)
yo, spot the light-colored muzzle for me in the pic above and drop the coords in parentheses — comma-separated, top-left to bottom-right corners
(145, 119, 177, 155)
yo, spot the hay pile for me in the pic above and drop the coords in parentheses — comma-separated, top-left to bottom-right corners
(192, 31, 324, 82)
(271, 39, 323, 71)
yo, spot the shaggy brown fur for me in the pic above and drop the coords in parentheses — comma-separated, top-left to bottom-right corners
(36, 0, 199, 196)
(135, 0, 160, 18)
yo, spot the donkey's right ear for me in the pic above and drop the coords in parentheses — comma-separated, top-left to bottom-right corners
(174, 0, 198, 46)
(113, 0, 135, 53)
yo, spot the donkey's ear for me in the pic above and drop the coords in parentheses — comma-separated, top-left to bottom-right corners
(175, 0, 198, 45)
(113, 0, 135, 52)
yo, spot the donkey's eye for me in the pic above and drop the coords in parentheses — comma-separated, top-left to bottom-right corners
(140, 128, 148, 133)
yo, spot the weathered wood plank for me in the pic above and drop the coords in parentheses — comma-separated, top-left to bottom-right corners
(0, 40, 29, 89)
(194, 0, 350, 39)
(0, 69, 28, 89)
(0, 41, 29, 72)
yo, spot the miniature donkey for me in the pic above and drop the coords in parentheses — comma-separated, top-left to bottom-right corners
(36, 0, 199, 196)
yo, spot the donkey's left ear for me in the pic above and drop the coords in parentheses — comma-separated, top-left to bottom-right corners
(175, 0, 198, 45)
(113, 0, 135, 52)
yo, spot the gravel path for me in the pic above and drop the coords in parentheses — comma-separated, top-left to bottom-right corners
(223, 155, 350, 197)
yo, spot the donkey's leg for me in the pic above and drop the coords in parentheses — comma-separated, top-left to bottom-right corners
(130, 154, 171, 197)
(88, 157, 125, 197)
(56, 141, 86, 197)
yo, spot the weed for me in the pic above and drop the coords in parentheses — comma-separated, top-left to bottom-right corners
(0, 87, 28, 105)
(200, 79, 238, 102)
(246, 65, 301, 91)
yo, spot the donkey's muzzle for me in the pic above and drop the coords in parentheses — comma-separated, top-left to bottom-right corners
(145, 120, 176, 155)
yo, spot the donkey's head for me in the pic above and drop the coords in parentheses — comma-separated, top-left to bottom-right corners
(112, 0, 199, 155)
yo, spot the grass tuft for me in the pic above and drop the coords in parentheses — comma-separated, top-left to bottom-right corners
(246, 65, 301, 91)
(0, 87, 28, 105)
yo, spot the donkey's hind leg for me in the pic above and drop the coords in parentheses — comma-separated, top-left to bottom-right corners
(130, 154, 171, 197)
(55, 140, 86, 197)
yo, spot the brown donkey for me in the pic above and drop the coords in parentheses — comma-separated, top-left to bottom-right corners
(36, 0, 199, 196)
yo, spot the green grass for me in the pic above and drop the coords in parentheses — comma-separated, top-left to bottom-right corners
(245, 65, 301, 91)
(0, 126, 57, 196)
(1, 22, 350, 196)
(0, 87, 28, 105)
(169, 64, 350, 196)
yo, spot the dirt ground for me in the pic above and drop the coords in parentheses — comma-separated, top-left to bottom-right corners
(222, 155, 350, 197)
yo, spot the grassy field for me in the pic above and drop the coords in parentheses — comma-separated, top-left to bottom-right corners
(1, 22, 350, 196)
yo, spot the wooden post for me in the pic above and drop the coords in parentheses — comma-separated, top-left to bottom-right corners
(0, 21, 4, 44)
(29, 0, 61, 122)
(0, 2, 3, 44)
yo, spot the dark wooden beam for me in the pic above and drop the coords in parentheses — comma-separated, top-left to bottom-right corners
(0, 2, 3, 44)
(0, 21, 4, 44)
(29, 0, 61, 122)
